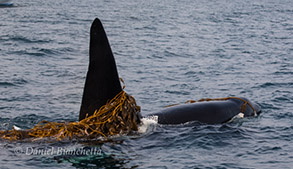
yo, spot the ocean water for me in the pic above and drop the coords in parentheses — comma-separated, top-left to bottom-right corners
(0, 0, 292, 168)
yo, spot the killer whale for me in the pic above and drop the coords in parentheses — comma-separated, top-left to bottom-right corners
(79, 18, 261, 124)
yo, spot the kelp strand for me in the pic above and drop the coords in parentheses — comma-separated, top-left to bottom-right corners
(0, 90, 141, 141)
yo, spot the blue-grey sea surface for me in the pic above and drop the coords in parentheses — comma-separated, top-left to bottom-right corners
(0, 0, 292, 168)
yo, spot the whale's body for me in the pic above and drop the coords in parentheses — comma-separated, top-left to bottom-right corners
(79, 18, 261, 124)
(150, 97, 261, 124)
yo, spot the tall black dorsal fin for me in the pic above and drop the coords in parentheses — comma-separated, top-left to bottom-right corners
(79, 18, 122, 121)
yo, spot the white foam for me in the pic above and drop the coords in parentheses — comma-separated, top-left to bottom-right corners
(137, 116, 158, 134)
(227, 112, 245, 123)
(13, 125, 22, 130)
(236, 112, 245, 118)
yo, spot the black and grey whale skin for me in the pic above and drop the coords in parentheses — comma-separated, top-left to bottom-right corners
(79, 18, 261, 124)
(150, 97, 261, 124)
(79, 18, 122, 121)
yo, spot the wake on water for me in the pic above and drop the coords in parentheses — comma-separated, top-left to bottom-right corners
(9, 112, 246, 142)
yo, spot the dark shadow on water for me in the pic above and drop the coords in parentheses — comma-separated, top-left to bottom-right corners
(53, 140, 134, 169)
(55, 154, 129, 169)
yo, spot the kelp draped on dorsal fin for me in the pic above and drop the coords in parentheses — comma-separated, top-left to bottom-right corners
(79, 18, 122, 121)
